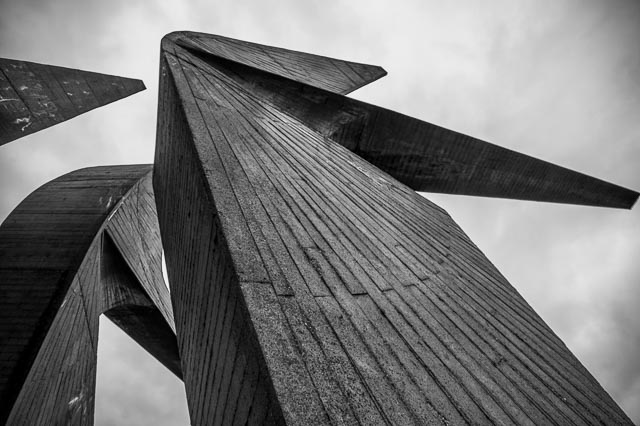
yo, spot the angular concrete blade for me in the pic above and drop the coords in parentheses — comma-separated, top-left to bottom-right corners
(0, 58, 145, 146)
(175, 46, 638, 209)
(153, 33, 635, 425)
(168, 31, 387, 95)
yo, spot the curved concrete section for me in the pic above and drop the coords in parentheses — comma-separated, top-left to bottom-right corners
(0, 165, 180, 425)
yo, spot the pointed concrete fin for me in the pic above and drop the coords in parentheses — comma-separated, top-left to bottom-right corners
(176, 50, 637, 209)
(353, 113, 639, 209)
(0, 57, 145, 146)
(154, 48, 636, 423)
(164, 31, 387, 95)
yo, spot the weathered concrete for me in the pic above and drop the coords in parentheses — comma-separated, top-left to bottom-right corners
(0, 31, 634, 425)
(155, 32, 635, 425)
(179, 41, 638, 209)
(0, 58, 145, 146)
(0, 165, 179, 425)
(170, 31, 387, 95)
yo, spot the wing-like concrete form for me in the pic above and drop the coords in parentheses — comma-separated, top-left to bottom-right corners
(0, 58, 145, 146)
(174, 34, 637, 209)
(155, 33, 635, 424)
(170, 31, 387, 95)
(0, 165, 180, 425)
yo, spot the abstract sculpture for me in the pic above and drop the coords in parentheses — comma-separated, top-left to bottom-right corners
(0, 166, 179, 424)
(0, 32, 636, 425)
(0, 58, 145, 146)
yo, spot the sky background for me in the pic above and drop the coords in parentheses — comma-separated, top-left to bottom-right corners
(1, 0, 639, 424)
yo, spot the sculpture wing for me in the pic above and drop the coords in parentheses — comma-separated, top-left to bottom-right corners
(0, 58, 145, 146)
(165, 40, 637, 209)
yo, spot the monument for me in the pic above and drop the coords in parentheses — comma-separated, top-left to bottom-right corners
(0, 165, 179, 424)
(0, 58, 144, 146)
(0, 32, 636, 424)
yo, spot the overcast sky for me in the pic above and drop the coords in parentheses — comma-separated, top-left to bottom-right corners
(1, 0, 639, 424)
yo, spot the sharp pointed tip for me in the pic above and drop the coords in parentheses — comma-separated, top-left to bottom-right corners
(124, 77, 146, 95)
(132, 78, 146, 92)
(625, 192, 639, 210)
(598, 186, 639, 209)
(165, 31, 389, 95)
(370, 65, 388, 83)
(0, 57, 148, 146)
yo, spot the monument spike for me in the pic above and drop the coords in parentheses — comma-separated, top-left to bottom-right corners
(0, 58, 145, 146)
(167, 31, 387, 95)
(170, 36, 638, 209)
(154, 32, 635, 424)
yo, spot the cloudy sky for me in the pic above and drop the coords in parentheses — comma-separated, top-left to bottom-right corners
(1, 0, 639, 424)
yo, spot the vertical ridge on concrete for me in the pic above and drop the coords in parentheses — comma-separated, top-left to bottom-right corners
(154, 50, 286, 425)
(0, 58, 145, 146)
(167, 31, 387, 95)
(155, 34, 634, 425)
(0, 165, 181, 425)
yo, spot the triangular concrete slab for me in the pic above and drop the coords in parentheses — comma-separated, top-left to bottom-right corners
(0, 58, 145, 146)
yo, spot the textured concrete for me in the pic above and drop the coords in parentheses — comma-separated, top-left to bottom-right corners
(0, 165, 179, 425)
(1, 31, 635, 425)
(170, 31, 387, 95)
(0, 58, 145, 146)
(155, 32, 635, 425)
(177, 40, 637, 209)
